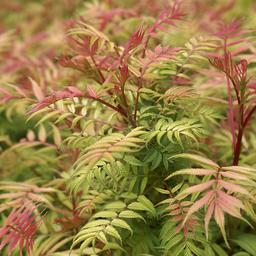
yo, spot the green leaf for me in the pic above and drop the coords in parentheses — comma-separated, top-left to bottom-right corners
(212, 244, 229, 256)
(104, 201, 126, 210)
(124, 155, 145, 166)
(111, 219, 133, 234)
(154, 187, 170, 195)
(92, 211, 118, 219)
(232, 253, 251, 256)
(232, 234, 256, 255)
(119, 210, 145, 221)
(85, 219, 110, 228)
(170, 153, 219, 169)
(137, 195, 156, 216)
(105, 226, 122, 241)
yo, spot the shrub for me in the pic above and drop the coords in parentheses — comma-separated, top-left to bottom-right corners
(1, 0, 256, 255)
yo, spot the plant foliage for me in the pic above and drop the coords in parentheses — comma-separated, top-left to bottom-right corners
(1, 0, 256, 255)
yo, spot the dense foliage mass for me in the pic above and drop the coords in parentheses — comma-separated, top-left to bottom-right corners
(1, 0, 256, 255)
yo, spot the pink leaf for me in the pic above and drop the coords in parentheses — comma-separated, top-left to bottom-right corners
(181, 180, 215, 195)
(215, 19, 243, 40)
(149, 1, 184, 35)
(214, 204, 228, 246)
(29, 78, 44, 101)
(86, 85, 97, 99)
(217, 190, 245, 210)
(217, 197, 243, 219)
(141, 45, 178, 73)
(248, 82, 256, 90)
(218, 180, 251, 196)
(183, 190, 215, 225)
(205, 201, 215, 239)
(0, 203, 39, 255)
(123, 26, 145, 56)
(29, 86, 84, 114)
(119, 64, 129, 84)
(219, 171, 249, 181)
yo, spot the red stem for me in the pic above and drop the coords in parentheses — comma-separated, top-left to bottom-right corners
(226, 77, 236, 152)
(233, 126, 243, 165)
(243, 105, 256, 128)
(232, 98, 244, 165)
(232, 105, 256, 165)
(224, 39, 236, 153)
(89, 96, 127, 117)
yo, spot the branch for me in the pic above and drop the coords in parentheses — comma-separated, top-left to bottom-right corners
(243, 105, 256, 128)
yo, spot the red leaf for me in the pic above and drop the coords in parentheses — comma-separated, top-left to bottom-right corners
(0, 203, 39, 256)
(149, 0, 184, 35)
(123, 26, 145, 55)
(67, 35, 98, 57)
(215, 19, 243, 40)
(97, 54, 120, 71)
(248, 82, 256, 90)
(119, 64, 129, 84)
(210, 51, 249, 86)
(29, 86, 84, 114)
